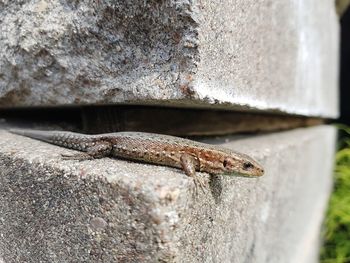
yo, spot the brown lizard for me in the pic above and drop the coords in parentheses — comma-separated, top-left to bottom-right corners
(10, 129, 264, 189)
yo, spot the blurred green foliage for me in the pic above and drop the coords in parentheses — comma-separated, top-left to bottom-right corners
(321, 125, 350, 263)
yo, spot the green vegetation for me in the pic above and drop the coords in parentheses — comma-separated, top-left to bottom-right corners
(321, 125, 350, 263)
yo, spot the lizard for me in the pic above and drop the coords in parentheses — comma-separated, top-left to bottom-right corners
(9, 129, 264, 190)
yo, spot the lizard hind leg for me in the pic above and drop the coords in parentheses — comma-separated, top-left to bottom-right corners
(180, 153, 207, 193)
(61, 141, 113, 161)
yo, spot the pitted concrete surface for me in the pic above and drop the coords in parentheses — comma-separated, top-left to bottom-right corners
(0, 126, 335, 262)
(0, 0, 339, 117)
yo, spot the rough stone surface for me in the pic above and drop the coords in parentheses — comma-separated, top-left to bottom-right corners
(0, 0, 339, 117)
(0, 126, 335, 262)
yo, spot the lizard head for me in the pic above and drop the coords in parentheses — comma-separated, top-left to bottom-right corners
(221, 152, 264, 177)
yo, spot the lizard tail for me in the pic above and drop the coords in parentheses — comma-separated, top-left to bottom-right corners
(9, 129, 56, 143)
(9, 129, 93, 152)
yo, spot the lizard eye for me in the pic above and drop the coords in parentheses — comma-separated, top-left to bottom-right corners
(223, 159, 229, 167)
(243, 162, 254, 170)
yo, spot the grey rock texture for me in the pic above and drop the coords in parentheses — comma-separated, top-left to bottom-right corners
(0, 125, 335, 262)
(0, 0, 339, 117)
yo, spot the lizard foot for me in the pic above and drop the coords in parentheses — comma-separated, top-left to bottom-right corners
(192, 174, 208, 195)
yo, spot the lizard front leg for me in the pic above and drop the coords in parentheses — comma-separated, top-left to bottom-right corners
(61, 141, 112, 160)
(180, 153, 207, 192)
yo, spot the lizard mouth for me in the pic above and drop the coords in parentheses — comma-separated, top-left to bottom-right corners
(224, 167, 264, 177)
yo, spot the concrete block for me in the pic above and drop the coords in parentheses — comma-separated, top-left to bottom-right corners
(0, 0, 339, 117)
(0, 126, 335, 262)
